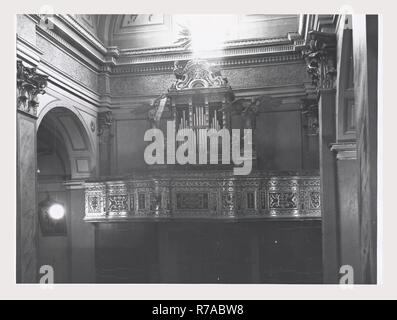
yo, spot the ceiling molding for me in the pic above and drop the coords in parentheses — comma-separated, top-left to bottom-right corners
(16, 35, 43, 67)
(33, 14, 307, 74)
(37, 59, 103, 108)
(113, 52, 304, 75)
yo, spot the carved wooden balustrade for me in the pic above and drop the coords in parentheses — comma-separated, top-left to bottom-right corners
(84, 170, 321, 222)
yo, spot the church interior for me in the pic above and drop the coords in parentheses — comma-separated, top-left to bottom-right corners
(16, 14, 378, 284)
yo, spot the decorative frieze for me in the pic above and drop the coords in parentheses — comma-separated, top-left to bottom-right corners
(113, 53, 303, 75)
(84, 171, 321, 221)
(16, 60, 48, 116)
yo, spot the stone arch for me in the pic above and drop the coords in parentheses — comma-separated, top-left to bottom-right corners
(37, 102, 96, 180)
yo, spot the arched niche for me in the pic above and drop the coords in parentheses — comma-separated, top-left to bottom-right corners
(37, 104, 96, 180)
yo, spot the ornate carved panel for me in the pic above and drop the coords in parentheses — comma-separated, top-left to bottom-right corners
(107, 182, 129, 217)
(176, 193, 209, 210)
(84, 171, 321, 221)
(171, 60, 229, 90)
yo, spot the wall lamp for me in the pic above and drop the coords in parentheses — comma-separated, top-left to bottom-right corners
(38, 196, 67, 236)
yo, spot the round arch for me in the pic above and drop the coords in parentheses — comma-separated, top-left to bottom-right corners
(37, 102, 97, 180)
(37, 101, 95, 151)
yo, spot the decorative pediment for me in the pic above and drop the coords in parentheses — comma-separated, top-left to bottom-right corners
(170, 60, 229, 90)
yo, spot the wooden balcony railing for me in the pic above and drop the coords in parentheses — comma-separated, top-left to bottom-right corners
(84, 170, 321, 222)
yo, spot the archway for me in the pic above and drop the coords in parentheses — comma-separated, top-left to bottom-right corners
(36, 106, 96, 283)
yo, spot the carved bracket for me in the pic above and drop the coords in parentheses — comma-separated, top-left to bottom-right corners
(303, 31, 337, 92)
(17, 60, 48, 116)
(97, 111, 112, 137)
(301, 98, 319, 136)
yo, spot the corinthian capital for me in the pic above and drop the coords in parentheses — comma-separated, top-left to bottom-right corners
(303, 31, 337, 92)
(16, 60, 48, 116)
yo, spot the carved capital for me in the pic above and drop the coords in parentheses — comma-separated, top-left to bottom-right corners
(17, 60, 48, 116)
(303, 31, 337, 92)
(97, 111, 112, 137)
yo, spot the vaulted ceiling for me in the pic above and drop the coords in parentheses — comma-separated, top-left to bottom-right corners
(71, 14, 300, 50)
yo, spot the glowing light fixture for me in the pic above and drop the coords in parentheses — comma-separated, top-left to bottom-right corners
(174, 15, 235, 57)
(38, 196, 67, 236)
(48, 203, 65, 220)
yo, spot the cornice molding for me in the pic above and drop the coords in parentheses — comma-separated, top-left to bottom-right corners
(314, 15, 338, 33)
(17, 16, 314, 109)
(116, 35, 305, 66)
(47, 14, 107, 55)
(33, 19, 307, 78)
(37, 59, 102, 107)
(16, 35, 43, 67)
(25, 14, 309, 77)
(113, 52, 303, 75)
(109, 83, 312, 109)
(64, 179, 86, 190)
(36, 23, 102, 72)
(118, 32, 304, 55)
(330, 142, 357, 160)
(60, 15, 104, 49)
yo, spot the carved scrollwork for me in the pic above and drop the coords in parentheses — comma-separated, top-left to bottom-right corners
(171, 60, 229, 90)
(303, 31, 337, 92)
(97, 111, 112, 137)
(16, 60, 48, 116)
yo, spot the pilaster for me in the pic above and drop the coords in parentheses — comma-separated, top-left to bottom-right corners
(16, 60, 48, 283)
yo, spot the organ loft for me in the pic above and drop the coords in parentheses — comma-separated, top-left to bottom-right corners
(16, 14, 378, 284)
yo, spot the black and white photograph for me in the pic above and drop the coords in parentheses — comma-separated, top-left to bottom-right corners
(15, 12, 379, 286)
